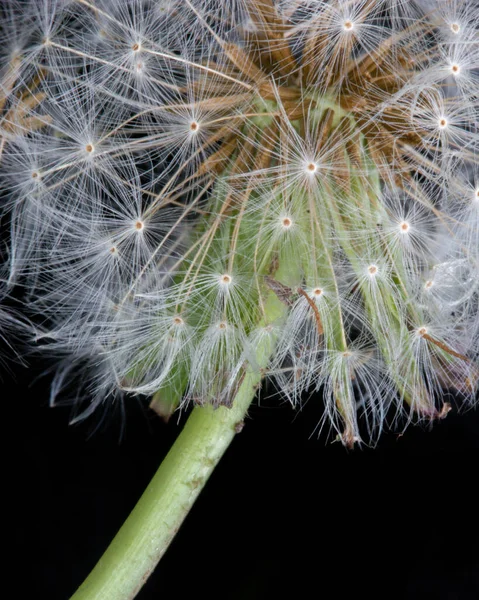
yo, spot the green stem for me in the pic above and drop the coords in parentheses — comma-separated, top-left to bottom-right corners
(70, 265, 289, 599)
(70, 380, 257, 600)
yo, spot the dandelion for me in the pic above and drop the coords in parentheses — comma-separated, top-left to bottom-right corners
(0, 1, 478, 598)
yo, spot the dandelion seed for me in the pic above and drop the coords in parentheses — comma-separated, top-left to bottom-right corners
(220, 273, 232, 286)
(450, 63, 461, 76)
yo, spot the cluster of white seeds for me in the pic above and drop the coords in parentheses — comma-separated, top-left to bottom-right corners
(0, 0, 478, 444)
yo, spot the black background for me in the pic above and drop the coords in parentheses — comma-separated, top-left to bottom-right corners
(5, 352, 479, 600)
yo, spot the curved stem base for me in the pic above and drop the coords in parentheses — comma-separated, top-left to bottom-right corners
(70, 385, 255, 600)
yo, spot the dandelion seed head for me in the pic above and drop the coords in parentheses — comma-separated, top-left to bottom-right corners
(1, 0, 477, 444)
